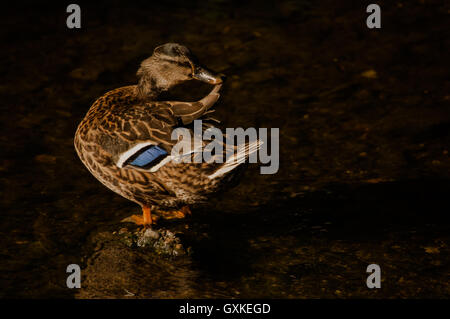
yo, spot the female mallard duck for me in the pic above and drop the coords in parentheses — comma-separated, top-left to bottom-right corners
(74, 43, 260, 226)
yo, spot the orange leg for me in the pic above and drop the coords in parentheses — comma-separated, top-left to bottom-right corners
(142, 206, 152, 224)
(121, 205, 154, 226)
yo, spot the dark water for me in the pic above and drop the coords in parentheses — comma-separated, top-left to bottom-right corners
(0, 0, 449, 298)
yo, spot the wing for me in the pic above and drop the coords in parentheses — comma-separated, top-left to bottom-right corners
(166, 83, 221, 125)
(95, 84, 222, 170)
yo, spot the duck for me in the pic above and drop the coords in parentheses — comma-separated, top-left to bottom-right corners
(74, 43, 260, 226)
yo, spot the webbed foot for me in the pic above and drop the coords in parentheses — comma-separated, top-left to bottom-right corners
(121, 205, 156, 227)
(158, 206, 192, 220)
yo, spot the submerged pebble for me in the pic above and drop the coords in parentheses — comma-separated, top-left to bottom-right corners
(116, 227, 188, 257)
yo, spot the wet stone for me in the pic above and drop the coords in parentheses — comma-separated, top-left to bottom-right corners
(116, 227, 189, 257)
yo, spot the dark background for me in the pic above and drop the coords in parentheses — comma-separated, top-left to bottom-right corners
(0, 0, 449, 298)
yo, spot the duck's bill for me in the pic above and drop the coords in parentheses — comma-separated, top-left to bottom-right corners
(192, 66, 224, 85)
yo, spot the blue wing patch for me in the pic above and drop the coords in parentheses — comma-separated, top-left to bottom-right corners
(129, 145, 168, 167)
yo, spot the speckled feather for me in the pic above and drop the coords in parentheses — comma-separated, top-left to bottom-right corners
(75, 85, 236, 209)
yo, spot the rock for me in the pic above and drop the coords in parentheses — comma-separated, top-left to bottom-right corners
(143, 228, 160, 239)
(115, 227, 189, 257)
(119, 232, 134, 248)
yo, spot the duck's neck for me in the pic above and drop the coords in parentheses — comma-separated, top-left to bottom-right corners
(136, 70, 171, 101)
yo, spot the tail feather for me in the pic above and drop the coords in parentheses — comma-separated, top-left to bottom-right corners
(208, 139, 262, 179)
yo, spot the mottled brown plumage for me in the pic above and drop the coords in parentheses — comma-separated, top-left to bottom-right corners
(74, 43, 258, 225)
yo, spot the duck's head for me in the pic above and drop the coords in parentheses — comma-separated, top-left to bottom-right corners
(137, 43, 223, 98)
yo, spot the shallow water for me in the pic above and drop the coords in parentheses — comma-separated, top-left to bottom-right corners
(0, 0, 449, 298)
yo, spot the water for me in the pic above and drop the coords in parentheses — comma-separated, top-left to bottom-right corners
(0, 0, 449, 298)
